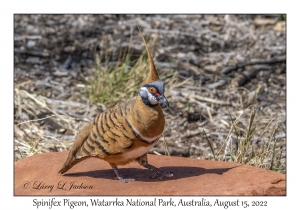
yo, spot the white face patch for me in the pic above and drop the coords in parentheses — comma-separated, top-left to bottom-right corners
(140, 87, 158, 105)
(147, 91, 158, 105)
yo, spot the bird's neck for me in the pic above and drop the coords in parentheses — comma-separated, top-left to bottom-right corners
(127, 96, 165, 140)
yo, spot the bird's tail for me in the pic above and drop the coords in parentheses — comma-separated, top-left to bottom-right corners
(58, 121, 93, 174)
(58, 155, 90, 174)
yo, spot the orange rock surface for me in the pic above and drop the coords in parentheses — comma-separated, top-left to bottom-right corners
(14, 151, 285, 195)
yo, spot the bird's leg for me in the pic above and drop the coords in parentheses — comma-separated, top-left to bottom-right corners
(110, 164, 135, 183)
(137, 154, 173, 180)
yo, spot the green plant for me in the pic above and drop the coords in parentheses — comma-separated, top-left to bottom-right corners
(280, 14, 286, 21)
(86, 47, 152, 106)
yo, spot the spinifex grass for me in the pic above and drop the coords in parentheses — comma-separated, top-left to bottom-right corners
(205, 106, 285, 173)
(87, 50, 149, 107)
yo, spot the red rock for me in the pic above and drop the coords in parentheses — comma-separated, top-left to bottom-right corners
(14, 151, 285, 195)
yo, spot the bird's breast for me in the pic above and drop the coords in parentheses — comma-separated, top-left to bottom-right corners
(119, 144, 153, 162)
(130, 123, 163, 143)
(128, 97, 165, 143)
(103, 140, 156, 166)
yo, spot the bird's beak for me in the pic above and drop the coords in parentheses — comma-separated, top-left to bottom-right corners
(158, 96, 169, 108)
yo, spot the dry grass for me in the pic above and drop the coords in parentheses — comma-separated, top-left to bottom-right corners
(205, 105, 285, 173)
(14, 88, 89, 161)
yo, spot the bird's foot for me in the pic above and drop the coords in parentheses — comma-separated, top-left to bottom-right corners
(143, 163, 173, 180)
(150, 168, 173, 180)
(111, 165, 135, 183)
(114, 175, 135, 183)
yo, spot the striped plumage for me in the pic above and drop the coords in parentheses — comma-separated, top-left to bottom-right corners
(58, 32, 173, 182)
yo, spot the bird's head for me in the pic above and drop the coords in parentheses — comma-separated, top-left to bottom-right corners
(139, 81, 169, 108)
(138, 29, 168, 108)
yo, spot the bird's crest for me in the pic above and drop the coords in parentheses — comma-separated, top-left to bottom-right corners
(138, 28, 160, 84)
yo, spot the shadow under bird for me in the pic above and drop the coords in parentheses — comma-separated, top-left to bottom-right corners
(58, 33, 173, 182)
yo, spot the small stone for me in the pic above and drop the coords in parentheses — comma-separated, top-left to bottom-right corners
(27, 40, 36, 48)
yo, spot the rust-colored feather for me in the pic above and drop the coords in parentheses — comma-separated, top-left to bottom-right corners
(58, 121, 93, 174)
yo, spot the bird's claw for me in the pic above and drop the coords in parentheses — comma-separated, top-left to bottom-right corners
(150, 169, 173, 180)
(114, 176, 135, 183)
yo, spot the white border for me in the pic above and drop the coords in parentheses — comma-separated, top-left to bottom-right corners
(4, 0, 295, 209)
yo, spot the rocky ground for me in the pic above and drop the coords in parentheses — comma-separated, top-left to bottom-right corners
(14, 14, 286, 173)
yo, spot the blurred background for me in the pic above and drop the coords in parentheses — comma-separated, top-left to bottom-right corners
(14, 14, 286, 173)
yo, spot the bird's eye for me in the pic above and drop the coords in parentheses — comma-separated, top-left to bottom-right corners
(149, 87, 155, 93)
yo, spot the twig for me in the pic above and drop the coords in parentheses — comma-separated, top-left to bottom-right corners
(14, 35, 42, 41)
(184, 130, 202, 138)
(206, 80, 227, 89)
(221, 55, 286, 74)
(172, 77, 193, 88)
(203, 129, 216, 160)
(15, 79, 32, 88)
(21, 90, 69, 123)
(43, 135, 67, 151)
(52, 109, 93, 121)
(193, 95, 230, 105)
(16, 114, 59, 126)
(14, 48, 50, 57)
(206, 107, 213, 121)
(231, 65, 272, 87)
(162, 134, 170, 156)
(182, 92, 231, 105)
(153, 151, 162, 155)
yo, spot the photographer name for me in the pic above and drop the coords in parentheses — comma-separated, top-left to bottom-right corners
(24, 181, 93, 192)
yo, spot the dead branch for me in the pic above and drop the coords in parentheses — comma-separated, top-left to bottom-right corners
(222, 55, 286, 75)
(206, 80, 227, 89)
(14, 48, 50, 57)
(231, 65, 272, 87)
